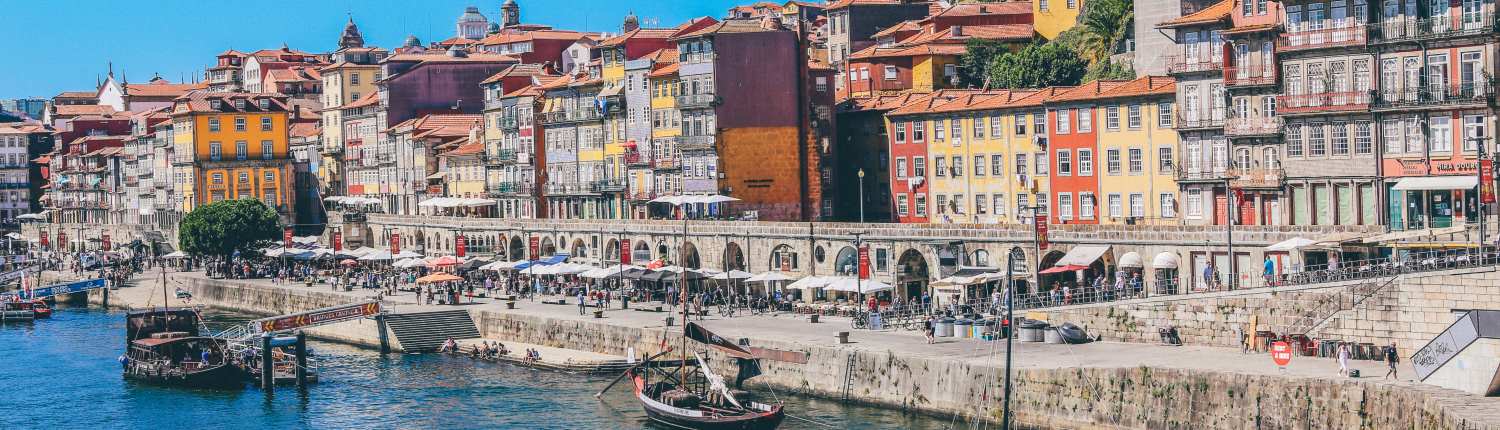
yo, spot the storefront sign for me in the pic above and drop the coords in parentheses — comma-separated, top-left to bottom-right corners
(1270, 341, 1293, 367)
(857, 246, 871, 279)
(455, 234, 467, 258)
(619, 240, 631, 265)
(332, 231, 343, 252)
(1033, 208, 1049, 250)
(528, 237, 540, 259)
(256, 301, 382, 333)
(390, 232, 400, 254)
(101, 233, 110, 252)
(1398, 159, 1482, 176)
(283, 227, 293, 248)
(1481, 160, 1496, 204)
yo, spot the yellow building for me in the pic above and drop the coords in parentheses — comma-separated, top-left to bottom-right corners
(317, 47, 385, 197)
(170, 92, 294, 217)
(1033, 0, 1083, 40)
(637, 61, 683, 216)
(439, 137, 487, 198)
(1087, 77, 1179, 225)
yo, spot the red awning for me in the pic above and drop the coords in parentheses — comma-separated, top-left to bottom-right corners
(622, 139, 637, 148)
(1039, 264, 1089, 274)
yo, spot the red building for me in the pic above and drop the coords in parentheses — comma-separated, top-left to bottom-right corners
(883, 92, 952, 223)
(1045, 81, 1130, 224)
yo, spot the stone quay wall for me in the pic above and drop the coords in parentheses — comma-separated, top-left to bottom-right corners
(89, 273, 1500, 429)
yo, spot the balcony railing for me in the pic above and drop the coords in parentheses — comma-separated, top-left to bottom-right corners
(624, 151, 650, 167)
(1224, 66, 1277, 87)
(1228, 167, 1286, 189)
(1175, 111, 1225, 129)
(492, 149, 518, 164)
(1225, 116, 1284, 137)
(539, 108, 604, 124)
(488, 181, 533, 196)
(1374, 83, 1494, 109)
(1175, 167, 1232, 182)
(1276, 92, 1371, 114)
(676, 93, 717, 109)
(590, 179, 627, 193)
(1277, 25, 1367, 52)
(677, 135, 715, 151)
(1371, 14, 1496, 44)
(1165, 54, 1223, 74)
(628, 191, 657, 202)
(652, 157, 680, 170)
(545, 182, 597, 195)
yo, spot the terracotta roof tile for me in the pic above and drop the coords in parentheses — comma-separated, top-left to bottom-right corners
(124, 80, 206, 98)
(1156, 0, 1233, 28)
(933, 2, 1032, 18)
(54, 105, 116, 117)
(648, 62, 681, 78)
(54, 91, 98, 99)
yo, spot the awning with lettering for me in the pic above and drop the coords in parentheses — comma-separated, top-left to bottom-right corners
(1392, 176, 1478, 191)
(1055, 245, 1111, 267)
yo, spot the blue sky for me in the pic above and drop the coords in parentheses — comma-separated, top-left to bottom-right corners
(0, 0, 744, 99)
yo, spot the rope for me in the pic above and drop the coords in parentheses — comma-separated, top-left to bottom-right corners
(782, 413, 838, 428)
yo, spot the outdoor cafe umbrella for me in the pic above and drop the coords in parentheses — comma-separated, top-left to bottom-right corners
(416, 273, 463, 284)
(339, 259, 359, 267)
(825, 277, 893, 294)
(709, 270, 753, 281)
(746, 272, 795, 283)
(358, 250, 394, 261)
(427, 255, 462, 268)
(393, 250, 424, 259)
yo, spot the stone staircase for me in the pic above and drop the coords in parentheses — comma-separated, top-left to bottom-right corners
(383, 310, 482, 352)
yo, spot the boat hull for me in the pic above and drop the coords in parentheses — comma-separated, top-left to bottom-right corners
(124, 363, 245, 389)
(637, 386, 784, 430)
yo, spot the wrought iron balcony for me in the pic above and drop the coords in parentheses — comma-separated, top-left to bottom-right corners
(676, 135, 715, 151)
(676, 93, 717, 109)
(1174, 167, 1232, 183)
(545, 182, 597, 195)
(1174, 112, 1225, 130)
(1371, 14, 1496, 44)
(1224, 66, 1277, 87)
(1227, 167, 1286, 189)
(1373, 83, 1494, 110)
(1277, 92, 1371, 114)
(1277, 24, 1367, 52)
(539, 108, 604, 125)
(488, 181, 532, 196)
(624, 150, 650, 167)
(590, 179, 627, 193)
(652, 157, 680, 170)
(491, 149, 518, 164)
(628, 191, 657, 202)
(1165, 54, 1223, 75)
(1225, 116, 1284, 137)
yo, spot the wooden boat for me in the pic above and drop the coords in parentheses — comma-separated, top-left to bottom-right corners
(601, 322, 785, 430)
(31, 300, 50, 319)
(0, 300, 36, 322)
(121, 308, 243, 389)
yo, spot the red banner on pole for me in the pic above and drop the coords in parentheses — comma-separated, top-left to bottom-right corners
(39, 229, 48, 249)
(390, 232, 400, 254)
(528, 237, 539, 259)
(1034, 208, 1050, 251)
(102, 233, 111, 252)
(1481, 159, 1495, 204)
(619, 239, 631, 265)
(455, 234, 467, 258)
(283, 227, 293, 248)
(57, 231, 66, 251)
(857, 246, 871, 280)
(332, 231, 343, 252)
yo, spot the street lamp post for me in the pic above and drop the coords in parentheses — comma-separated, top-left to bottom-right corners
(1002, 246, 1025, 430)
(857, 168, 866, 223)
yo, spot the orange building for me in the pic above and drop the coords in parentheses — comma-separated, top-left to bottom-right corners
(170, 92, 294, 218)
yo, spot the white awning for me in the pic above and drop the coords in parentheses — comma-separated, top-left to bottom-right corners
(1392, 176, 1478, 191)
(1055, 245, 1110, 267)
(1117, 252, 1143, 268)
(1361, 225, 1469, 244)
(426, 172, 449, 180)
(1266, 237, 1318, 252)
(1152, 252, 1180, 269)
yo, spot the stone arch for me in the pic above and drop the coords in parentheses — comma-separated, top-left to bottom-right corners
(895, 249, 929, 300)
(571, 238, 587, 258)
(833, 246, 858, 276)
(495, 234, 508, 260)
(656, 241, 670, 262)
(605, 239, 620, 263)
(681, 242, 701, 269)
(509, 236, 524, 261)
(634, 240, 653, 263)
(769, 244, 799, 272)
(540, 236, 555, 256)
(723, 242, 746, 271)
(967, 249, 993, 268)
(1037, 250, 1068, 292)
(415, 230, 427, 252)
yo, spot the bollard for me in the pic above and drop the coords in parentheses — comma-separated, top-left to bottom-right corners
(375, 313, 391, 355)
(294, 331, 308, 389)
(260, 333, 274, 392)
(101, 287, 109, 309)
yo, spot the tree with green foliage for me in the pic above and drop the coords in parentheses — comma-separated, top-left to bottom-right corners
(178, 199, 282, 257)
(986, 42, 1088, 89)
(1084, 58, 1136, 82)
(1070, 0, 1135, 68)
(958, 39, 1014, 88)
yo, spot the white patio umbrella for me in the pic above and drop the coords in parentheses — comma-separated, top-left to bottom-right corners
(358, 250, 394, 261)
(783, 276, 832, 290)
(746, 272, 795, 283)
(710, 270, 753, 281)
(392, 250, 424, 259)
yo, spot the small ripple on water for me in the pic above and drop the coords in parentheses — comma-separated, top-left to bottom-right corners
(1, 307, 956, 430)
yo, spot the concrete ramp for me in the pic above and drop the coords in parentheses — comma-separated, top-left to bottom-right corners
(1413, 310, 1500, 396)
(383, 310, 481, 352)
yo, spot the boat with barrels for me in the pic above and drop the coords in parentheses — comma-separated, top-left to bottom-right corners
(121, 308, 243, 389)
(602, 322, 784, 430)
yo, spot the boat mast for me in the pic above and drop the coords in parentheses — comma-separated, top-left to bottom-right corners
(679, 212, 688, 385)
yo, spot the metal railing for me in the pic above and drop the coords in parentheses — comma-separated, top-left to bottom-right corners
(539, 108, 603, 124)
(1277, 92, 1371, 114)
(652, 157, 680, 170)
(1165, 54, 1223, 74)
(1227, 167, 1286, 189)
(1174, 167, 1231, 182)
(1224, 66, 1277, 87)
(1175, 111, 1225, 129)
(1277, 24, 1368, 52)
(676, 93, 716, 109)
(676, 135, 715, 151)
(1374, 83, 1494, 109)
(1225, 116, 1283, 137)
(624, 151, 650, 167)
(590, 179, 626, 193)
(1371, 13, 1497, 44)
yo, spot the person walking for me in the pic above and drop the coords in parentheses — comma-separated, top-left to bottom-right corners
(576, 290, 587, 315)
(1384, 343, 1400, 380)
(923, 316, 936, 344)
(1337, 342, 1351, 377)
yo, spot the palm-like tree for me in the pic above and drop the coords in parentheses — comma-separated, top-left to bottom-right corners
(1072, 0, 1135, 67)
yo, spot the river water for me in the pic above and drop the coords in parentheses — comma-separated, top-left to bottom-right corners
(0, 307, 957, 429)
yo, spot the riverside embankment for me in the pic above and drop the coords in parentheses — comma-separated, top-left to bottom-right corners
(80, 271, 1500, 429)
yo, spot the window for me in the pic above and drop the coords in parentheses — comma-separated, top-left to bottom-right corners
(934, 120, 946, 141)
(1108, 193, 1123, 217)
(1158, 102, 1173, 127)
(1015, 154, 1027, 179)
(208, 118, 220, 132)
(1078, 149, 1093, 176)
(915, 194, 927, 216)
(1130, 193, 1145, 218)
(936, 195, 948, 214)
(1430, 115, 1452, 152)
(234, 99, 245, 109)
(974, 155, 985, 176)
(1040, 0, 1048, 11)
(896, 158, 908, 178)
(1080, 193, 1094, 219)
(973, 116, 986, 139)
(1016, 194, 1030, 221)
(1077, 108, 1091, 132)
(261, 140, 273, 160)
(258, 99, 269, 110)
(1308, 123, 1327, 156)
(1186, 188, 1203, 217)
(1066, 0, 1076, 8)
(950, 118, 962, 144)
(883, 65, 897, 80)
(914, 157, 926, 177)
(1035, 152, 1048, 175)
(1105, 106, 1120, 130)
(1034, 114, 1046, 135)
(1161, 193, 1177, 218)
(897, 194, 909, 216)
(1159, 147, 1174, 173)
(990, 115, 1002, 137)
(975, 194, 988, 214)
(1128, 148, 1144, 174)
(1464, 115, 1485, 151)
(951, 156, 964, 177)
(1331, 123, 1350, 155)
(1056, 109, 1071, 134)
(235, 140, 248, 160)
(935, 157, 948, 177)
(1058, 193, 1073, 220)
(260, 117, 272, 131)
(1127, 104, 1142, 128)
(234, 116, 248, 132)
(913, 121, 926, 141)
(1106, 149, 1122, 175)
(1057, 149, 1072, 176)
(1382, 120, 1402, 154)
(1014, 114, 1027, 135)
(991, 154, 1004, 176)
(1287, 124, 1304, 156)
(209, 142, 222, 161)
(943, 64, 957, 79)
(895, 122, 907, 143)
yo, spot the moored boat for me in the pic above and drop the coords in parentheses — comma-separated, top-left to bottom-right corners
(601, 321, 785, 430)
(1, 299, 36, 322)
(31, 300, 51, 319)
(121, 308, 243, 389)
